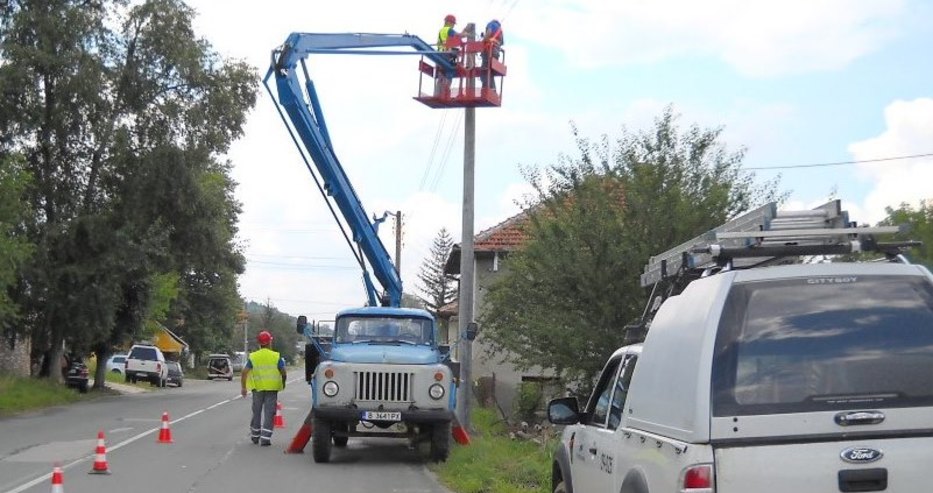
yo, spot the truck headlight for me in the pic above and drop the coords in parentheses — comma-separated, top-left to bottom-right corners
(323, 380, 339, 397)
(429, 383, 445, 400)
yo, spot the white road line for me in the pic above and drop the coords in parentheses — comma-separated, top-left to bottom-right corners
(6, 395, 240, 493)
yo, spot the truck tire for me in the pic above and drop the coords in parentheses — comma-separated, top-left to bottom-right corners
(312, 417, 332, 463)
(553, 480, 568, 493)
(333, 422, 349, 447)
(430, 421, 451, 462)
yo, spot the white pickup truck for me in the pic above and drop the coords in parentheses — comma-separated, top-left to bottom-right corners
(548, 261, 933, 493)
(124, 344, 168, 387)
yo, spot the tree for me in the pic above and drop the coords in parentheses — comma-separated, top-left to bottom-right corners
(0, 0, 255, 381)
(880, 200, 933, 268)
(416, 228, 456, 315)
(0, 155, 33, 324)
(480, 106, 784, 388)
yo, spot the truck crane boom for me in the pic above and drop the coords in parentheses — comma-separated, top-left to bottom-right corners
(263, 33, 455, 307)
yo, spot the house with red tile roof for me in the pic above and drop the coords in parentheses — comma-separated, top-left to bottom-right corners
(442, 209, 558, 416)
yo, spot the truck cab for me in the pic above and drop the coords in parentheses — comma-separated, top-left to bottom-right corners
(302, 306, 455, 463)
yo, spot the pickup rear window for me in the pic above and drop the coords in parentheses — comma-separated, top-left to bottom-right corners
(712, 275, 933, 416)
(129, 347, 158, 361)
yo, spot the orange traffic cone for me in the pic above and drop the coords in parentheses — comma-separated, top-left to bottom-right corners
(274, 402, 286, 428)
(285, 409, 314, 454)
(157, 411, 173, 444)
(88, 430, 111, 474)
(50, 465, 64, 493)
(451, 414, 471, 445)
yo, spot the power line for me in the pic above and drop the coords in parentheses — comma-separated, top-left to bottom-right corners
(743, 152, 933, 171)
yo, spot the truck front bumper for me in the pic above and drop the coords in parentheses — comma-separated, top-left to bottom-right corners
(314, 406, 453, 424)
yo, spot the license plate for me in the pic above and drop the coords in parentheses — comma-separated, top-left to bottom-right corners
(362, 411, 401, 421)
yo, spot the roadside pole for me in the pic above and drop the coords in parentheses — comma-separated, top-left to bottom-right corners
(457, 29, 477, 430)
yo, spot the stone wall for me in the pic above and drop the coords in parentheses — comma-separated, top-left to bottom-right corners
(0, 333, 31, 376)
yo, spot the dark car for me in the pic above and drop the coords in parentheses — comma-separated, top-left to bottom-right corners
(62, 354, 89, 393)
(166, 361, 184, 387)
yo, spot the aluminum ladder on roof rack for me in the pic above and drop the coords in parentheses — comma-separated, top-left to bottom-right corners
(639, 199, 907, 288)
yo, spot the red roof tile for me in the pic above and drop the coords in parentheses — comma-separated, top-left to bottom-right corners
(474, 210, 529, 252)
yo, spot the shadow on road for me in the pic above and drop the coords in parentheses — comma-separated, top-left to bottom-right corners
(322, 437, 431, 464)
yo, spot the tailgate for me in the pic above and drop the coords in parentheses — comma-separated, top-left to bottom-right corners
(715, 436, 932, 493)
(130, 360, 156, 372)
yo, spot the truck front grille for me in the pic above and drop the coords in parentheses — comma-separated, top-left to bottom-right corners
(354, 371, 414, 402)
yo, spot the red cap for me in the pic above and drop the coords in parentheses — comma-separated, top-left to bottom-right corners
(257, 330, 273, 345)
(445, 14, 456, 24)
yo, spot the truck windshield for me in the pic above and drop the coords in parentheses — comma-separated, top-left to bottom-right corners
(712, 275, 933, 416)
(335, 316, 433, 345)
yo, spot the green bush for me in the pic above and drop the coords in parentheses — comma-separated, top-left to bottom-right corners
(516, 381, 544, 423)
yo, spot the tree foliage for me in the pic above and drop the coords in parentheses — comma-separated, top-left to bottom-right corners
(880, 200, 933, 268)
(0, 0, 256, 381)
(480, 106, 784, 387)
(0, 155, 34, 324)
(417, 228, 456, 315)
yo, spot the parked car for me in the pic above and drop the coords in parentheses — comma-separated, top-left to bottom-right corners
(62, 354, 89, 393)
(206, 354, 234, 381)
(105, 354, 127, 375)
(232, 351, 246, 372)
(125, 344, 168, 387)
(165, 360, 184, 387)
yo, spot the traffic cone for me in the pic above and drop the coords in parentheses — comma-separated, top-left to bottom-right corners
(274, 401, 286, 428)
(157, 411, 173, 444)
(50, 465, 64, 493)
(88, 430, 111, 474)
(451, 414, 471, 445)
(285, 409, 314, 454)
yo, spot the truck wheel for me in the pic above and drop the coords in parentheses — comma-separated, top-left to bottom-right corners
(430, 421, 451, 462)
(553, 480, 568, 493)
(312, 417, 332, 463)
(332, 422, 348, 447)
(79, 382, 89, 394)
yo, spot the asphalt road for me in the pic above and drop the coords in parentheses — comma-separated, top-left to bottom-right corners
(0, 375, 452, 493)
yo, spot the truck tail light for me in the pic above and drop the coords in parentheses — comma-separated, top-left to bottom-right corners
(681, 464, 714, 492)
(156, 363, 162, 373)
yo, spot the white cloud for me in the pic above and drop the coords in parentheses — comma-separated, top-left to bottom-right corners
(181, 0, 920, 317)
(514, 0, 905, 77)
(848, 98, 933, 224)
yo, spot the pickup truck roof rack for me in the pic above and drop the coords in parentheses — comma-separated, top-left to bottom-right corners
(639, 199, 919, 289)
(621, 200, 922, 343)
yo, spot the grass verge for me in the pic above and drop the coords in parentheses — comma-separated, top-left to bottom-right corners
(431, 407, 556, 493)
(0, 373, 89, 416)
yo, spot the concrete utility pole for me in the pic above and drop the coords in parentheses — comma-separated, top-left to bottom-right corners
(394, 210, 402, 272)
(457, 27, 478, 431)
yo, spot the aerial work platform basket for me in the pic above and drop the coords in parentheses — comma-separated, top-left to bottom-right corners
(414, 29, 507, 109)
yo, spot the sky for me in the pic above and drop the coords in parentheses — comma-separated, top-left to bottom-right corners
(184, 0, 933, 319)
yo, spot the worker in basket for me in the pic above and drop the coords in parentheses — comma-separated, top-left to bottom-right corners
(435, 14, 459, 97)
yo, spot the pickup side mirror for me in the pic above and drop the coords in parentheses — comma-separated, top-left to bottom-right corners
(547, 397, 581, 425)
(296, 315, 308, 334)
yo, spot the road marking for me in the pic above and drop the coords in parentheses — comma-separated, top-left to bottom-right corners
(108, 427, 134, 434)
(6, 395, 240, 493)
